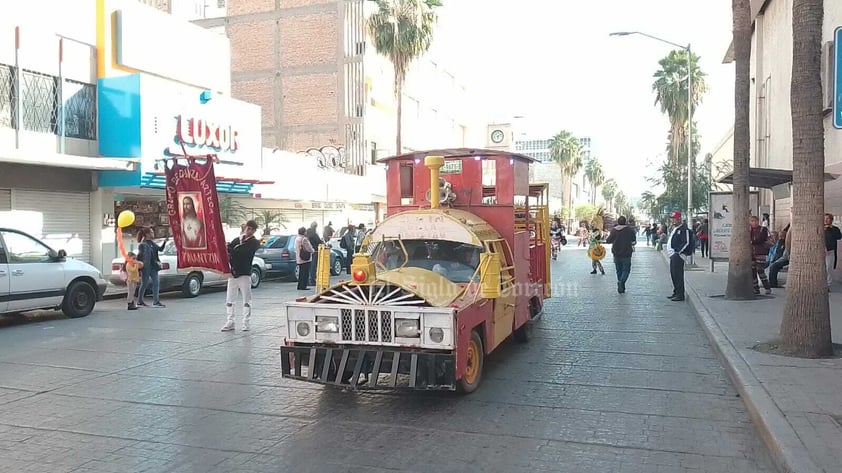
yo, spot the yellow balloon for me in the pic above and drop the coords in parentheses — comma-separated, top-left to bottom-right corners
(117, 210, 135, 228)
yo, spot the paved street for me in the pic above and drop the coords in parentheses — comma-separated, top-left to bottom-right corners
(0, 243, 774, 473)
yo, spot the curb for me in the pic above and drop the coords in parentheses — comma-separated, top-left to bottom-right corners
(658, 251, 823, 473)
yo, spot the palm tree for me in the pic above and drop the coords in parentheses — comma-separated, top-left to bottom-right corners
(639, 191, 657, 218)
(601, 179, 618, 212)
(780, 0, 833, 357)
(652, 49, 708, 169)
(255, 210, 288, 237)
(725, 0, 755, 300)
(218, 195, 248, 227)
(584, 158, 605, 205)
(550, 130, 584, 226)
(368, 0, 442, 153)
(614, 191, 627, 216)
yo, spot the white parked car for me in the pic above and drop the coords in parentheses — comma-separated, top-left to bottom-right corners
(109, 240, 269, 298)
(0, 227, 108, 318)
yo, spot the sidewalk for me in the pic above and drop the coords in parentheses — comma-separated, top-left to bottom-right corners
(663, 251, 842, 473)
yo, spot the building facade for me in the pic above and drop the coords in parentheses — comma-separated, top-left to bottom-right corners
(717, 0, 842, 276)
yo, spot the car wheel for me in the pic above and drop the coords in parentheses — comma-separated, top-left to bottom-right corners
(61, 281, 96, 318)
(331, 258, 342, 276)
(251, 266, 262, 288)
(182, 273, 203, 298)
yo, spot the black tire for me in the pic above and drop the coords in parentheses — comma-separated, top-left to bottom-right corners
(514, 299, 541, 343)
(331, 258, 342, 276)
(61, 281, 96, 318)
(250, 266, 262, 288)
(457, 330, 484, 394)
(182, 273, 203, 298)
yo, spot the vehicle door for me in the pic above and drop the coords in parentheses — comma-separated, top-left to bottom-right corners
(0, 233, 9, 313)
(1, 230, 66, 312)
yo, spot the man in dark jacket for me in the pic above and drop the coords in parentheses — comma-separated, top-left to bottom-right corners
(667, 211, 694, 301)
(606, 215, 637, 293)
(824, 213, 842, 287)
(222, 220, 260, 332)
(306, 222, 324, 286)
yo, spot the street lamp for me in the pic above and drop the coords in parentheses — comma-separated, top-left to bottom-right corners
(610, 31, 694, 229)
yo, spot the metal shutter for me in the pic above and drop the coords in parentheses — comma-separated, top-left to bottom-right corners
(0, 189, 10, 211)
(12, 190, 92, 263)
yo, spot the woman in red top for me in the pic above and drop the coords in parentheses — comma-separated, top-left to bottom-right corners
(697, 218, 709, 258)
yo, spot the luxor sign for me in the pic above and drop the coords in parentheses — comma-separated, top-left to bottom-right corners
(176, 115, 239, 153)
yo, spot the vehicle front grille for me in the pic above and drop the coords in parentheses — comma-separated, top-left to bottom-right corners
(341, 308, 393, 342)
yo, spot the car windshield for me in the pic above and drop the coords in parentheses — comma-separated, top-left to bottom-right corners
(370, 239, 481, 283)
(162, 240, 176, 255)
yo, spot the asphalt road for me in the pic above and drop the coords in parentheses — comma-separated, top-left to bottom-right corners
(0, 242, 775, 472)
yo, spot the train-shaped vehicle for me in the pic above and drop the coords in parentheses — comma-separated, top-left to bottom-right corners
(280, 149, 552, 392)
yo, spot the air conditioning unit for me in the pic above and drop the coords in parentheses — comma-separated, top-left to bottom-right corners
(486, 124, 512, 148)
(821, 40, 834, 112)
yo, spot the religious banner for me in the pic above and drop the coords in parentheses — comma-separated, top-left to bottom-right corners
(164, 157, 231, 275)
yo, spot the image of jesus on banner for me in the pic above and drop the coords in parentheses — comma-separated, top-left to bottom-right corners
(179, 192, 207, 250)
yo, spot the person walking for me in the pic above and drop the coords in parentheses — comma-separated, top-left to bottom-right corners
(295, 227, 315, 290)
(221, 220, 260, 332)
(824, 213, 841, 288)
(749, 215, 772, 295)
(306, 222, 323, 286)
(667, 212, 693, 301)
(588, 228, 605, 275)
(606, 216, 637, 294)
(341, 224, 357, 274)
(137, 228, 166, 308)
(124, 252, 143, 311)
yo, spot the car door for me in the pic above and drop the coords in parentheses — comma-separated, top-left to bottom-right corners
(0, 234, 9, 313)
(1, 230, 65, 312)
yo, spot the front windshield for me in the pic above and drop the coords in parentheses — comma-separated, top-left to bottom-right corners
(371, 239, 482, 283)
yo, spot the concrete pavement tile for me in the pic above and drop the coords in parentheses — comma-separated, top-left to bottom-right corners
(2, 349, 160, 373)
(0, 362, 102, 391)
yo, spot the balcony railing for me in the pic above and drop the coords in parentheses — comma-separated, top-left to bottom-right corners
(0, 63, 96, 141)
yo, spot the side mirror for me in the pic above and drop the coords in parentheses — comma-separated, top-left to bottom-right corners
(57, 249, 67, 259)
(479, 252, 501, 299)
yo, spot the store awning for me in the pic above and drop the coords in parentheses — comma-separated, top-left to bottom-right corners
(140, 172, 275, 194)
(0, 151, 139, 172)
(717, 167, 838, 189)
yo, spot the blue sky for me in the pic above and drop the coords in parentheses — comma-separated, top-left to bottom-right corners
(428, 0, 735, 199)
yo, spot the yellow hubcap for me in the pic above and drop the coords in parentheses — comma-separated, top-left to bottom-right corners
(464, 340, 479, 384)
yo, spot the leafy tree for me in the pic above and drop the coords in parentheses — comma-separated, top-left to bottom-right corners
(254, 210, 289, 236)
(367, 0, 442, 153)
(601, 179, 618, 212)
(218, 195, 248, 227)
(584, 158, 605, 205)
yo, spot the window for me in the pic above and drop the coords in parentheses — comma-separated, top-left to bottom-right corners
(0, 232, 6, 264)
(371, 239, 481, 283)
(0, 64, 14, 129)
(20, 70, 58, 133)
(62, 80, 96, 140)
(2, 231, 53, 264)
(371, 142, 377, 165)
(399, 163, 414, 199)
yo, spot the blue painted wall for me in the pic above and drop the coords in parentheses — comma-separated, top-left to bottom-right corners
(98, 74, 142, 187)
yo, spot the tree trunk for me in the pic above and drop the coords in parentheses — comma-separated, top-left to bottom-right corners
(395, 75, 403, 154)
(780, 0, 833, 357)
(725, 0, 756, 300)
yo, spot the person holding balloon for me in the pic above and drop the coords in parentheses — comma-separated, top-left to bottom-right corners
(137, 227, 167, 308)
(124, 252, 143, 311)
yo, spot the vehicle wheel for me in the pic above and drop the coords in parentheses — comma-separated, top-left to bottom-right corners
(61, 281, 96, 318)
(331, 258, 343, 276)
(457, 330, 484, 394)
(250, 266, 262, 288)
(514, 299, 541, 343)
(182, 273, 203, 298)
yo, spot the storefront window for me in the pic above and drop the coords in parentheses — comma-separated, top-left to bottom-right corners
(20, 70, 59, 134)
(62, 80, 96, 140)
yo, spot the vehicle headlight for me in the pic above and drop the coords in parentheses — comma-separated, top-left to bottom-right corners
(395, 319, 420, 338)
(315, 316, 339, 333)
(296, 322, 311, 337)
(429, 327, 444, 343)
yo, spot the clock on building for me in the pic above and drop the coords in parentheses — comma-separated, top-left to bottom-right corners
(490, 129, 505, 144)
